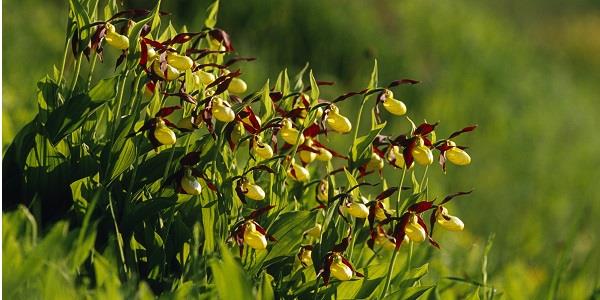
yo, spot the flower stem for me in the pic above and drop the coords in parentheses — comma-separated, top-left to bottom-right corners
(380, 167, 408, 298)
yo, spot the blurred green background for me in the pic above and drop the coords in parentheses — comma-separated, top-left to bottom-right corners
(3, 0, 600, 298)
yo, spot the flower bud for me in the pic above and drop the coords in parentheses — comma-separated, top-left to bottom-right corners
(405, 215, 426, 242)
(212, 98, 235, 122)
(242, 182, 265, 201)
(299, 247, 313, 267)
(280, 119, 305, 145)
(346, 202, 369, 219)
(181, 169, 202, 195)
(288, 160, 310, 181)
(105, 31, 129, 50)
(330, 255, 353, 281)
(167, 53, 194, 71)
(304, 224, 322, 239)
(244, 222, 267, 250)
(411, 145, 434, 166)
(326, 105, 352, 134)
(445, 147, 471, 166)
(253, 140, 274, 159)
(153, 120, 176, 146)
(435, 207, 464, 231)
(316, 147, 332, 161)
(194, 70, 216, 85)
(228, 77, 248, 94)
(152, 61, 180, 81)
(382, 89, 407, 116)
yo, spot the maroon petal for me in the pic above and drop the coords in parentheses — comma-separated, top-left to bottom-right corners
(408, 201, 435, 214)
(376, 187, 398, 201)
(440, 190, 473, 205)
(156, 105, 182, 118)
(388, 79, 420, 87)
(417, 215, 440, 249)
(247, 205, 275, 220)
(448, 125, 478, 139)
(208, 28, 234, 51)
(414, 122, 439, 136)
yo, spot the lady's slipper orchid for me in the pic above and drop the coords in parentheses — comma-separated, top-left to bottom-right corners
(177, 115, 202, 131)
(329, 254, 353, 281)
(318, 237, 363, 285)
(435, 206, 464, 231)
(316, 147, 333, 161)
(388, 145, 412, 169)
(194, 70, 216, 85)
(366, 152, 384, 172)
(228, 77, 248, 94)
(152, 61, 180, 81)
(405, 214, 427, 242)
(104, 23, 129, 50)
(127, 106, 181, 150)
(411, 142, 434, 166)
(443, 140, 471, 166)
(230, 206, 276, 255)
(381, 89, 407, 116)
(241, 182, 266, 201)
(298, 246, 313, 267)
(304, 224, 322, 239)
(317, 179, 329, 202)
(252, 138, 273, 160)
(326, 105, 352, 133)
(166, 52, 194, 71)
(280, 118, 305, 145)
(153, 119, 177, 146)
(212, 97, 235, 122)
(288, 159, 310, 181)
(243, 221, 268, 250)
(345, 202, 369, 219)
(299, 139, 317, 164)
(180, 168, 202, 195)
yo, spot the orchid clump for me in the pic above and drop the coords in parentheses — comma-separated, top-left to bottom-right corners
(4, 1, 480, 298)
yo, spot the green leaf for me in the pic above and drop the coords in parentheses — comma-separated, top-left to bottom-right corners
(69, 0, 92, 48)
(150, 0, 163, 31)
(107, 138, 137, 182)
(257, 272, 275, 300)
(127, 2, 161, 66)
(309, 70, 319, 106)
(45, 76, 118, 143)
(368, 59, 378, 90)
(204, 0, 220, 28)
(350, 121, 386, 170)
(467, 288, 481, 300)
(384, 285, 435, 300)
(293, 63, 309, 91)
(260, 79, 273, 120)
(397, 263, 429, 288)
(210, 243, 254, 300)
(275, 68, 291, 96)
(122, 197, 177, 233)
(344, 168, 360, 199)
(258, 211, 316, 267)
